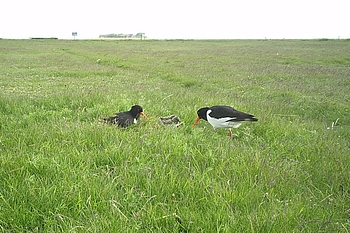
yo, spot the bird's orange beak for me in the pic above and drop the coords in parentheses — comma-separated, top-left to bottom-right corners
(192, 117, 201, 128)
(140, 112, 149, 120)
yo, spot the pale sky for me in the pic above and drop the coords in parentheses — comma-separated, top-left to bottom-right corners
(1, 0, 349, 39)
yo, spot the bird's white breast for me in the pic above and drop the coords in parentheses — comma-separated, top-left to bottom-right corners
(206, 110, 241, 129)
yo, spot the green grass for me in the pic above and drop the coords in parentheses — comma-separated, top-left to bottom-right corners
(0, 39, 349, 232)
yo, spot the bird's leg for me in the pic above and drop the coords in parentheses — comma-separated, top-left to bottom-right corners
(229, 129, 233, 139)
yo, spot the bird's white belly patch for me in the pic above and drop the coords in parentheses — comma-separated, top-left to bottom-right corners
(207, 116, 241, 129)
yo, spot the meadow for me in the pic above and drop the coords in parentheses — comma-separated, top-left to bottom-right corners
(0, 38, 349, 232)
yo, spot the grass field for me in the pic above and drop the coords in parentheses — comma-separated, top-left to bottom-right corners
(0, 39, 349, 232)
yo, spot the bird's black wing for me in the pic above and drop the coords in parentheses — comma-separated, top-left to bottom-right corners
(114, 113, 135, 127)
(210, 106, 257, 122)
(104, 112, 135, 127)
(209, 106, 238, 118)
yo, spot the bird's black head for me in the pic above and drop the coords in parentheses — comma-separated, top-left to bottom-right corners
(129, 105, 149, 120)
(131, 105, 143, 112)
(130, 105, 144, 118)
(192, 107, 209, 128)
(197, 107, 209, 121)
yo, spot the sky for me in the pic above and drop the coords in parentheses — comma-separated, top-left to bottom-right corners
(1, 0, 349, 40)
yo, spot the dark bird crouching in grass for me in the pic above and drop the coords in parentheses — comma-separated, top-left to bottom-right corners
(103, 105, 148, 128)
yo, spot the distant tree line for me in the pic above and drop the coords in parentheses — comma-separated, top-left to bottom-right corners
(99, 33, 146, 39)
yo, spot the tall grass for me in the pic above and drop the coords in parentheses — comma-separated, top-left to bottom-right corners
(0, 39, 349, 232)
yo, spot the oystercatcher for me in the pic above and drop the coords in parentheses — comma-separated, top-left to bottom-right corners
(103, 105, 148, 128)
(192, 105, 258, 138)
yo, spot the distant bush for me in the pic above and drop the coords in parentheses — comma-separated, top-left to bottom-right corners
(99, 33, 145, 39)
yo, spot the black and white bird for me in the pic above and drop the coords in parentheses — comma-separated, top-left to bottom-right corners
(103, 105, 148, 128)
(192, 105, 258, 138)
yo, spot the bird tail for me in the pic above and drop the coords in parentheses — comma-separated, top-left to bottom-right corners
(103, 116, 117, 124)
(244, 116, 258, 122)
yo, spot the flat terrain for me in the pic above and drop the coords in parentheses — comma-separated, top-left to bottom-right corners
(0, 39, 349, 232)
